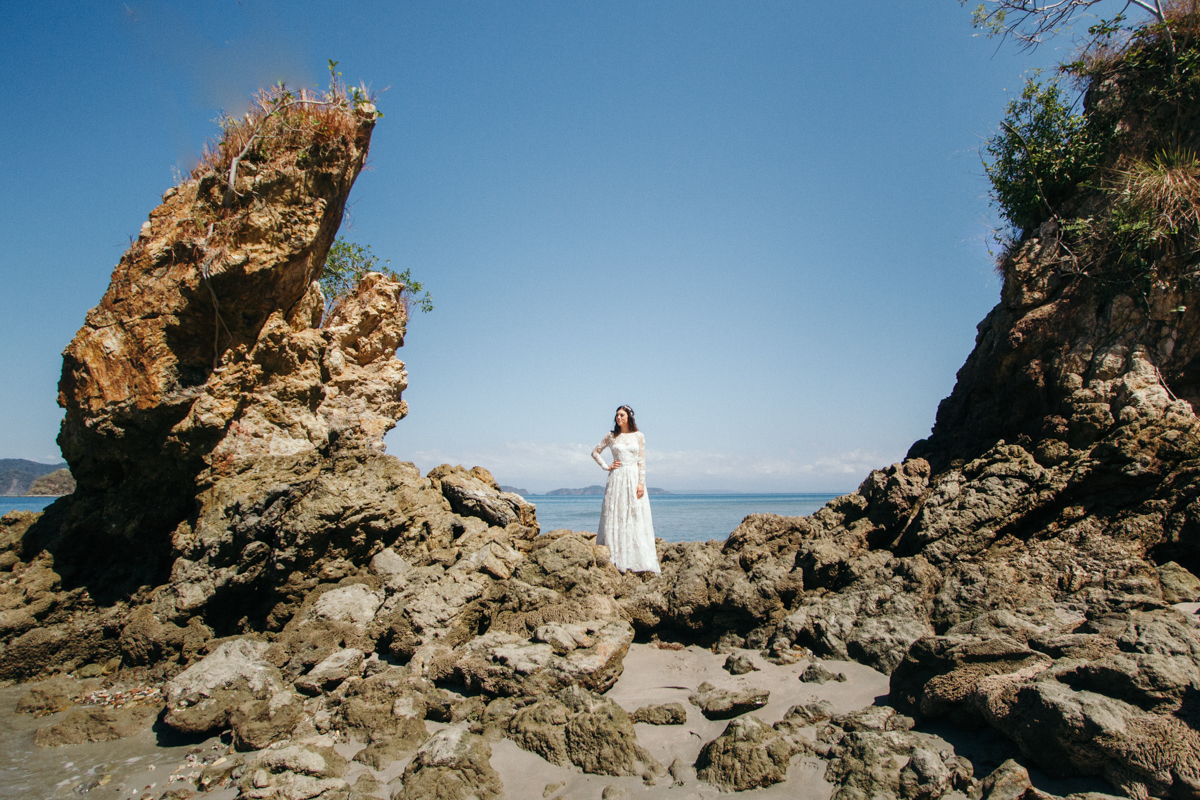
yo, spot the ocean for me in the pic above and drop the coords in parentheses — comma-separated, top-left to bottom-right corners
(528, 493, 839, 543)
(0, 493, 841, 544)
(0, 497, 58, 515)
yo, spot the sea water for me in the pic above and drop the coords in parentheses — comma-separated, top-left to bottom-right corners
(528, 493, 840, 543)
(0, 497, 58, 516)
(0, 493, 841, 543)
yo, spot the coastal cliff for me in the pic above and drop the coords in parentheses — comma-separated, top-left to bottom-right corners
(1, 20, 1200, 800)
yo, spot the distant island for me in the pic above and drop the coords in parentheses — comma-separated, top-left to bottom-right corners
(498, 485, 530, 496)
(544, 485, 672, 496)
(0, 459, 75, 496)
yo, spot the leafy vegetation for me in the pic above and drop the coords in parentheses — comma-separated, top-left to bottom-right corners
(320, 237, 433, 319)
(973, 1, 1200, 303)
(984, 74, 1106, 234)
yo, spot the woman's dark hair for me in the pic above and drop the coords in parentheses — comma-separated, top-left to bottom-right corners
(611, 405, 639, 435)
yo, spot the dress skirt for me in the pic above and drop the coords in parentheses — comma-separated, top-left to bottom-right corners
(597, 462, 660, 573)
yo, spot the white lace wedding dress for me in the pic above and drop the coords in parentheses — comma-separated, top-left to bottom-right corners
(591, 431, 660, 574)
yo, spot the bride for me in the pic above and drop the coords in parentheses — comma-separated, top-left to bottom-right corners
(591, 405, 661, 574)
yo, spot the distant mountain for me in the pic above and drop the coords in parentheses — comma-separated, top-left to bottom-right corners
(544, 485, 672, 496)
(498, 485, 530, 496)
(0, 459, 69, 496)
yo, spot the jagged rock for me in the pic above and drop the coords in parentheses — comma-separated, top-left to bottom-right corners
(47, 88, 379, 594)
(508, 685, 664, 777)
(724, 652, 759, 674)
(429, 465, 538, 532)
(976, 669, 1200, 799)
(824, 728, 956, 800)
(198, 754, 245, 791)
(694, 715, 803, 791)
(980, 759, 1033, 800)
(163, 639, 288, 735)
(340, 667, 433, 768)
(688, 681, 769, 720)
(775, 553, 939, 673)
(777, 700, 835, 728)
(392, 727, 503, 800)
(239, 743, 349, 800)
(890, 635, 1053, 725)
(307, 586, 384, 632)
(294, 648, 364, 695)
(454, 619, 633, 696)
(1158, 561, 1200, 603)
(800, 662, 847, 684)
(630, 702, 686, 725)
(32, 704, 160, 746)
(230, 691, 305, 751)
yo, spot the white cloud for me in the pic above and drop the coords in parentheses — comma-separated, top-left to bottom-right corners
(394, 439, 899, 494)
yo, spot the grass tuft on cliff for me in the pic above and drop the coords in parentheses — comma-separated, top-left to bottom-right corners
(191, 61, 379, 207)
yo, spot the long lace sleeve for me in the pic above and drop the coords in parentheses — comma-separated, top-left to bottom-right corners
(592, 433, 614, 470)
(637, 431, 646, 486)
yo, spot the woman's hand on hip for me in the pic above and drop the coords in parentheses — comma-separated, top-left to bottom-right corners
(637, 484, 645, 499)
(609, 459, 622, 472)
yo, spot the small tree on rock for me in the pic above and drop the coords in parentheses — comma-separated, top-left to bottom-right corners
(320, 237, 433, 320)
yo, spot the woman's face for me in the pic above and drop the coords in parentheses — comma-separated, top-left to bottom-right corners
(615, 408, 629, 430)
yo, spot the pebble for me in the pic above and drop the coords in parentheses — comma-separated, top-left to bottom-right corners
(78, 686, 163, 709)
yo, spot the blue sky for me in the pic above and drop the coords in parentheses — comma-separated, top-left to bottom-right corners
(1, 1, 1104, 492)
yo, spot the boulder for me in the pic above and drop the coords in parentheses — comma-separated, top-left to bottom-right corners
(239, 743, 349, 800)
(630, 702, 687, 725)
(455, 619, 633, 696)
(688, 681, 769, 720)
(229, 691, 305, 751)
(800, 662, 847, 684)
(508, 685, 664, 778)
(163, 639, 288, 735)
(824, 730, 952, 800)
(306, 586, 384, 632)
(340, 667, 433, 768)
(294, 648, 364, 695)
(429, 465, 538, 531)
(695, 715, 803, 791)
(1158, 562, 1200, 604)
(980, 759, 1033, 800)
(392, 727, 503, 800)
(724, 652, 759, 674)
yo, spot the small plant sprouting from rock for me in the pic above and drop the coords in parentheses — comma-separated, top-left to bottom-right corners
(320, 237, 433, 320)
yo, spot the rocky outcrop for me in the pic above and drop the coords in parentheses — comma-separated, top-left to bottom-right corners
(507, 685, 664, 778)
(694, 715, 804, 791)
(688, 681, 770, 720)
